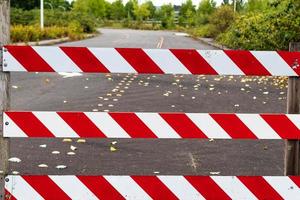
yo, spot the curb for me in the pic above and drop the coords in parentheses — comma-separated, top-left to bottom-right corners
(12, 34, 97, 46)
(13, 37, 70, 46)
(197, 37, 229, 50)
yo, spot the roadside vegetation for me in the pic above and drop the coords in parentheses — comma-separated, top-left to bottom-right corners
(10, 0, 300, 50)
(10, 0, 96, 43)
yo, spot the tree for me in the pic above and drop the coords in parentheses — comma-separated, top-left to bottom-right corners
(196, 0, 216, 25)
(157, 4, 175, 28)
(209, 5, 235, 34)
(45, 0, 71, 10)
(73, 0, 106, 19)
(133, 1, 150, 21)
(104, 1, 112, 19)
(11, 0, 70, 10)
(11, 0, 39, 10)
(145, 1, 156, 19)
(125, 0, 136, 19)
(179, 0, 196, 26)
(110, 0, 125, 20)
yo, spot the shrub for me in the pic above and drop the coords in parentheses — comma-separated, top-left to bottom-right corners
(10, 25, 85, 43)
(189, 24, 219, 38)
(217, 9, 300, 50)
(11, 8, 97, 34)
(208, 5, 235, 36)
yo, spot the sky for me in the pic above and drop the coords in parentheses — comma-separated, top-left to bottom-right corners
(68, 0, 224, 6)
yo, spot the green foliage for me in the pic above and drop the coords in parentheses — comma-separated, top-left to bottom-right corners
(209, 5, 235, 34)
(110, 0, 126, 20)
(145, 1, 156, 19)
(196, 0, 216, 25)
(218, 2, 300, 50)
(10, 25, 84, 43)
(11, 0, 39, 10)
(179, 0, 196, 27)
(11, 0, 70, 10)
(190, 24, 218, 37)
(133, 1, 151, 21)
(73, 0, 106, 19)
(11, 8, 96, 33)
(11, 8, 39, 25)
(125, 0, 135, 19)
(45, 0, 71, 10)
(157, 4, 175, 29)
(244, 0, 270, 12)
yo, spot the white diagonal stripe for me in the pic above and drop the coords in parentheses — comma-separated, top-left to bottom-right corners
(237, 114, 281, 139)
(3, 114, 28, 137)
(251, 51, 297, 76)
(187, 113, 230, 139)
(84, 112, 130, 138)
(144, 49, 191, 74)
(5, 176, 44, 200)
(89, 48, 136, 73)
(197, 50, 244, 75)
(211, 176, 258, 200)
(158, 176, 205, 200)
(32, 46, 82, 72)
(33, 112, 79, 138)
(3, 51, 27, 72)
(49, 176, 98, 200)
(104, 176, 152, 199)
(264, 177, 300, 199)
(136, 113, 181, 138)
(287, 114, 300, 130)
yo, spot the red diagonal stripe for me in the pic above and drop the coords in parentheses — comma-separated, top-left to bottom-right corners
(5, 46, 54, 72)
(77, 176, 125, 200)
(5, 112, 54, 137)
(238, 176, 284, 200)
(289, 176, 300, 188)
(210, 114, 257, 139)
(109, 113, 157, 138)
(60, 47, 109, 73)
(261, 115, 300, 139)
(5, 189, 17, 200)
(277, 51, 300, 75)
(185, 176, 231, 200)
(22, 176, 71, 200)
(57, 112, 106, 138)
(159, 113, 207, 138)
(132, 176, 178, 200)
(170, 49, 217, 75)
(224, 50, 271, 76)
(116, 48, 164, 74)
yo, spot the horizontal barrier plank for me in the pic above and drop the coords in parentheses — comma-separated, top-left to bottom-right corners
(4, 111, 300, 139)
(5, 175, 300, 200)
(3, 46, 300, 76)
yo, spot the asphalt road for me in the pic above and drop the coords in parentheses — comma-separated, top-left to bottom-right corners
(9, 29, 286, 176)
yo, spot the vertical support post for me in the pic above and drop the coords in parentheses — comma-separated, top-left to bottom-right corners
(0, 0, 10, 199)
(285, 42, 300, 175)
(40, 0, 44, 29)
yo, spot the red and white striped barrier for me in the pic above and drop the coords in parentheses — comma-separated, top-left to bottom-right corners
(3, 46, 300, 76)
(5, 175, 300, 200)
(4, 111, 300, 139)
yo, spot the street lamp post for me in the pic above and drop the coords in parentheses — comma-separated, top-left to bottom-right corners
(40, 0, 44, 29)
